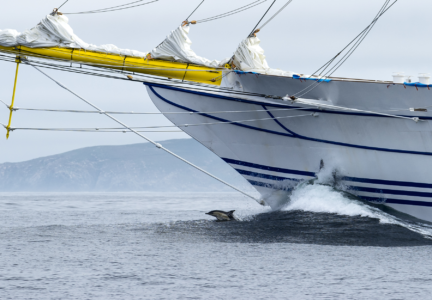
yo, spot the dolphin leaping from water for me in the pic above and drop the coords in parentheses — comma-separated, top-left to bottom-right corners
(205, 210, 236, 221)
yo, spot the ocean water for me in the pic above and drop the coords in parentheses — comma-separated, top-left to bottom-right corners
(1, 183, 432, 299)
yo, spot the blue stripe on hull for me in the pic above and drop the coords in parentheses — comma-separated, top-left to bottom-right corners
(247, 179, 295, 191)
(225, 158, 316, 177)
(348, 186, 432, 199)
(247, 179, 432, 208)
(146, 83, 432, 210)
(147, 84, 432, 157)
(235, 169, 300, 182)
(224, 158, 432, 189)
(145, 82, 432, 120)
(343, 177, 432, 189)
(240, 168, 432, 199)
(225, 159, 432, 208)
(358, 196, 432, 208)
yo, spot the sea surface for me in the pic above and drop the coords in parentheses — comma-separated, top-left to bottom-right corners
(1, 183, 432, 299)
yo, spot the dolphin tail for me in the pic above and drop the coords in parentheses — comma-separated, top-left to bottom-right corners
(227, 210, 235, 219)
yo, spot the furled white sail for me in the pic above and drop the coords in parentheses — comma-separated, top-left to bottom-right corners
(150, 25, 228, 68)
(0, 14, 295, 75)
(0, 14, 148, 57)
(232, 36, 295, 76)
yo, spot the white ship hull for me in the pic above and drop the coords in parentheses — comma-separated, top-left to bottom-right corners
(145, 74, 432, 222)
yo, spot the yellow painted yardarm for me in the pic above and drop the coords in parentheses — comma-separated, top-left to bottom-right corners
(0, 45, 223, 86)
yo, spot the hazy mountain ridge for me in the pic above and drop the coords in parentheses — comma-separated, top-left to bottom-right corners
(0, 139, 247, 192)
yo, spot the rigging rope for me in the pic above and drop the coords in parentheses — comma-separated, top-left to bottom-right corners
(257, 0, 293, 31)
(0, 47, 227, 72)
(185, 0, 205, 21)
(23, 60, 262, 204)
(4, 113, 315, 136)
(0, 51, 418, 123)
(63, 0, 159, 14)
(5, 113, 315, 131)
(313, 0, 393, 77)
(248, 0, 276, 37)
(290, 0, 398, 99)
(0, 52, 271, 99)
(0, 53, 419, 123)
(318, 0, 391, 78)
(4, 127, 183, 133)
(60, 0, 269, 21)
(196, 0, 268, 23)
(292, 98, 420, 122)
(1, 50, 417, 122)
(57, 0, 69, 10)
(0, 100, 311, 115)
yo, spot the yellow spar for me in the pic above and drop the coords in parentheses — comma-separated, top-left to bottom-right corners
(0, 45, 223, 86)
(5, 56, 21, 139)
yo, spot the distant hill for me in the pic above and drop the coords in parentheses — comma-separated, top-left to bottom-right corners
(0, 139, 249, 192)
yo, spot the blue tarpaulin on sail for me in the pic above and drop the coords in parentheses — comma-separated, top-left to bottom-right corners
(234, 70, 260, 75)
(404, 82, 431, 88)
(293, 74, 332, 82)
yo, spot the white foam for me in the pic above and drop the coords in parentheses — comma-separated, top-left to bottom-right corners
(281, 181, 432, 238)
(283, 183, 378, 218)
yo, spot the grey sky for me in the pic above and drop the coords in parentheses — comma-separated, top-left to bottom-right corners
(1, 0, 431, 163)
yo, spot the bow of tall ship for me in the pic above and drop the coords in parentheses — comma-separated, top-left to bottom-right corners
(2, 0, 432, 222)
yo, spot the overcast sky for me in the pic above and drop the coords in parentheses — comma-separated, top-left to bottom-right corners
(0, 0, 431, 163)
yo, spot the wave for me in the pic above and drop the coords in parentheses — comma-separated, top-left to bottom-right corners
(278, 180, 432, 238)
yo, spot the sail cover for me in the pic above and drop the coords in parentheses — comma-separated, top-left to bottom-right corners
(232, 36, 294, 76)
(0, 14, 227, 67)
(0, 14, 148, 57)
(0, 14, 295, 76)
(150, 25, 228, 68)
